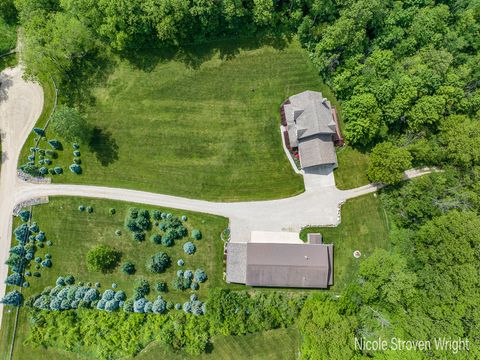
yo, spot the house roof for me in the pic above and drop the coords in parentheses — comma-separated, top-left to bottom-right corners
(285, 91, 336, 139)
(246, 243, 333, 288)
(298, 135, 337, 168)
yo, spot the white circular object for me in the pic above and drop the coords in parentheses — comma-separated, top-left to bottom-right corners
(353, 250, 361, 258)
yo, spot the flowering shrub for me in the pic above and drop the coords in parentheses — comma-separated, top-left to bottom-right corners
(183, 242, 196, 255)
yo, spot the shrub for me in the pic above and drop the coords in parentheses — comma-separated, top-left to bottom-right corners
(34, 256, 42, 263)
(121, 261, 135, 275)
(112, 283, 117, 289)
(183, 302, 192, 313)
(150, 234, 162, 245)
(177, 259, 184, 266)
(14, 224, 30, 243)
(175, 303, 182, 310)
(33, 272, 41, 277)
(86, 206, 93, 213)
(191, 282, 199, 290)
(9, 245, 24, 256)
(73, 158, 81, 164)
(73, 143, 80, 149)
(44, 159, 52, 165)
(39, 260, 50, 269)
(105, 300, 119, 312)
(83, 288, 99, 302)
(109, 208, 116, 215)
(36, 232, 46, 241)
(56, 277, 65, 286)
(181, 215, 187, 221)
(97, 299, 106, 310)
(49, 168, 55, 175)
(161, 232, 175, 247)
(48, 139, 62, 150)
(152, 210, 161, 220)
(54, 166, 63, 174)
(25, 253, 33, 261)
(152, 298, 167, 314)
(86, 245, 121, 273)
(167, 302, 173, 310)
(33, 127, 45, 136)
(146, 252, 171, 273)
(144, 302, 153, 313)
(176, 270, 183, 277)
(0, 290, 23, 306)
(184, 270, 193, 279)
(194, 269, 207, 283)
(65, 275, 75, 285)
(191, 229, 202, 240)
(18, 210, 30, 222)
(39, 167, 48, 175)
(69, 164, 82, 174)
(73, 150, 81, 157)
(46, 240, 53, 246)
(133, 279, 150, 299)
(50, 297, 62, 310)
(45, 253, 51, 259)
(190, 294, 198, 302)
(114, 291, 126, 301)
(102, 290, 115, 301)
(5, 273, 23, 286)
(123, 299, 134, 313)
(133, 232, 145, 242)
(133, 298, 147, 313)
(25, 271, 31, 277)
(191, 300, 204, 316)
(115, 229, 122, 236)
(29, 223, 39, 233)
(183, 242, 196, 255)
(156, 282, 167, 292)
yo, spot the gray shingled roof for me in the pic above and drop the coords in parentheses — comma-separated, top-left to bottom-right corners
(298, 135, 337, 168)
(284, 90, 338, 168)
(245, 243, 333, 288)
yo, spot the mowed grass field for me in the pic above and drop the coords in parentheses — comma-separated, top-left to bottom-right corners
(300, 194, 390, 290)
(46, 38, 335, 201)
(334, 146, 370, 190)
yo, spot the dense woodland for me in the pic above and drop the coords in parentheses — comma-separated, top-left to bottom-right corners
(1, 0, 480, 359)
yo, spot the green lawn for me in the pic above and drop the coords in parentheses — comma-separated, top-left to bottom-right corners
(138, 327, 300, 360)
(334, 146, 370, 190)
(300, 194, 390, 290)
(0, 197, 234, 360)
(22, 37, 341, 201)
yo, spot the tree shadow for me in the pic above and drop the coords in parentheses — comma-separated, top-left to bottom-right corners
(0, 72, 13, 103)
(121, 34, 293, 72)
(88, 127, 119, 166)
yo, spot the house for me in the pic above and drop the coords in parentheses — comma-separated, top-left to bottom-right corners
(280, 91, 343, 169)
(226, 231, 334, 289)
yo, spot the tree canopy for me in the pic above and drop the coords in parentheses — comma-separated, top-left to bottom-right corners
(50, 105, 92, 144)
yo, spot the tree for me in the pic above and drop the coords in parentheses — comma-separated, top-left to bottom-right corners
(343, 93, 382, 145)
(298, 294, 358, 360)
(440, 115, 480, 169)
(194, 269, 207, 283)
(367, 142, 412, 184)
(146, 252, 171, 273)
(121, 261, 135, 275)
(407, 95, 446, 131)
(1, 290, 23, 307)
(183, 242, 196, 255)
(50, 105, 91, 143)
(86, 245, 121, 273)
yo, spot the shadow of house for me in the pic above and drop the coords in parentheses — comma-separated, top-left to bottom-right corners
(88, 127, 119, 166)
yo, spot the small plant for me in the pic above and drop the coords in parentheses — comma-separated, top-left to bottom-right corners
(73, 158, 81, 164)
(18, 210, 30, 222)
(73, 150, 81, 157)
(54, 167, 63, 174)
(73, 143, 80, 149)
(39, 167, 48, 175)
(191, 229, 202, 240)
(177, 259, 184, 266)
(41, 259, 52, 267)
(109, 208, 116, 215)
(78, 205, 85, 212)
(48, 139, 62, 150)
(150, 234, 162, 245)
(64, 275, 75, 285)
(115, 229, 122, 236)
(156, 282, 167, 292)
(121, 261, 136, 275)
(183, 242, 196, 255)
(46, 240, 53, 246)
(181, 215, 187, 221)
(133, 232, 145, 242)
(69, 164, 82, 174)
(86, 206, 93, 213)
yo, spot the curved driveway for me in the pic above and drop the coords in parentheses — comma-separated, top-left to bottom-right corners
(0, 65, 432, 327)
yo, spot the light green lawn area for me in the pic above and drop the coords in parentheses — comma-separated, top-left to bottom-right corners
(334, 146, 370, 190)
(138, 327, 300, 360)
(21, 37, 341, 201)
(300, 194, 390, 290)
(0, 197, 245, 359)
